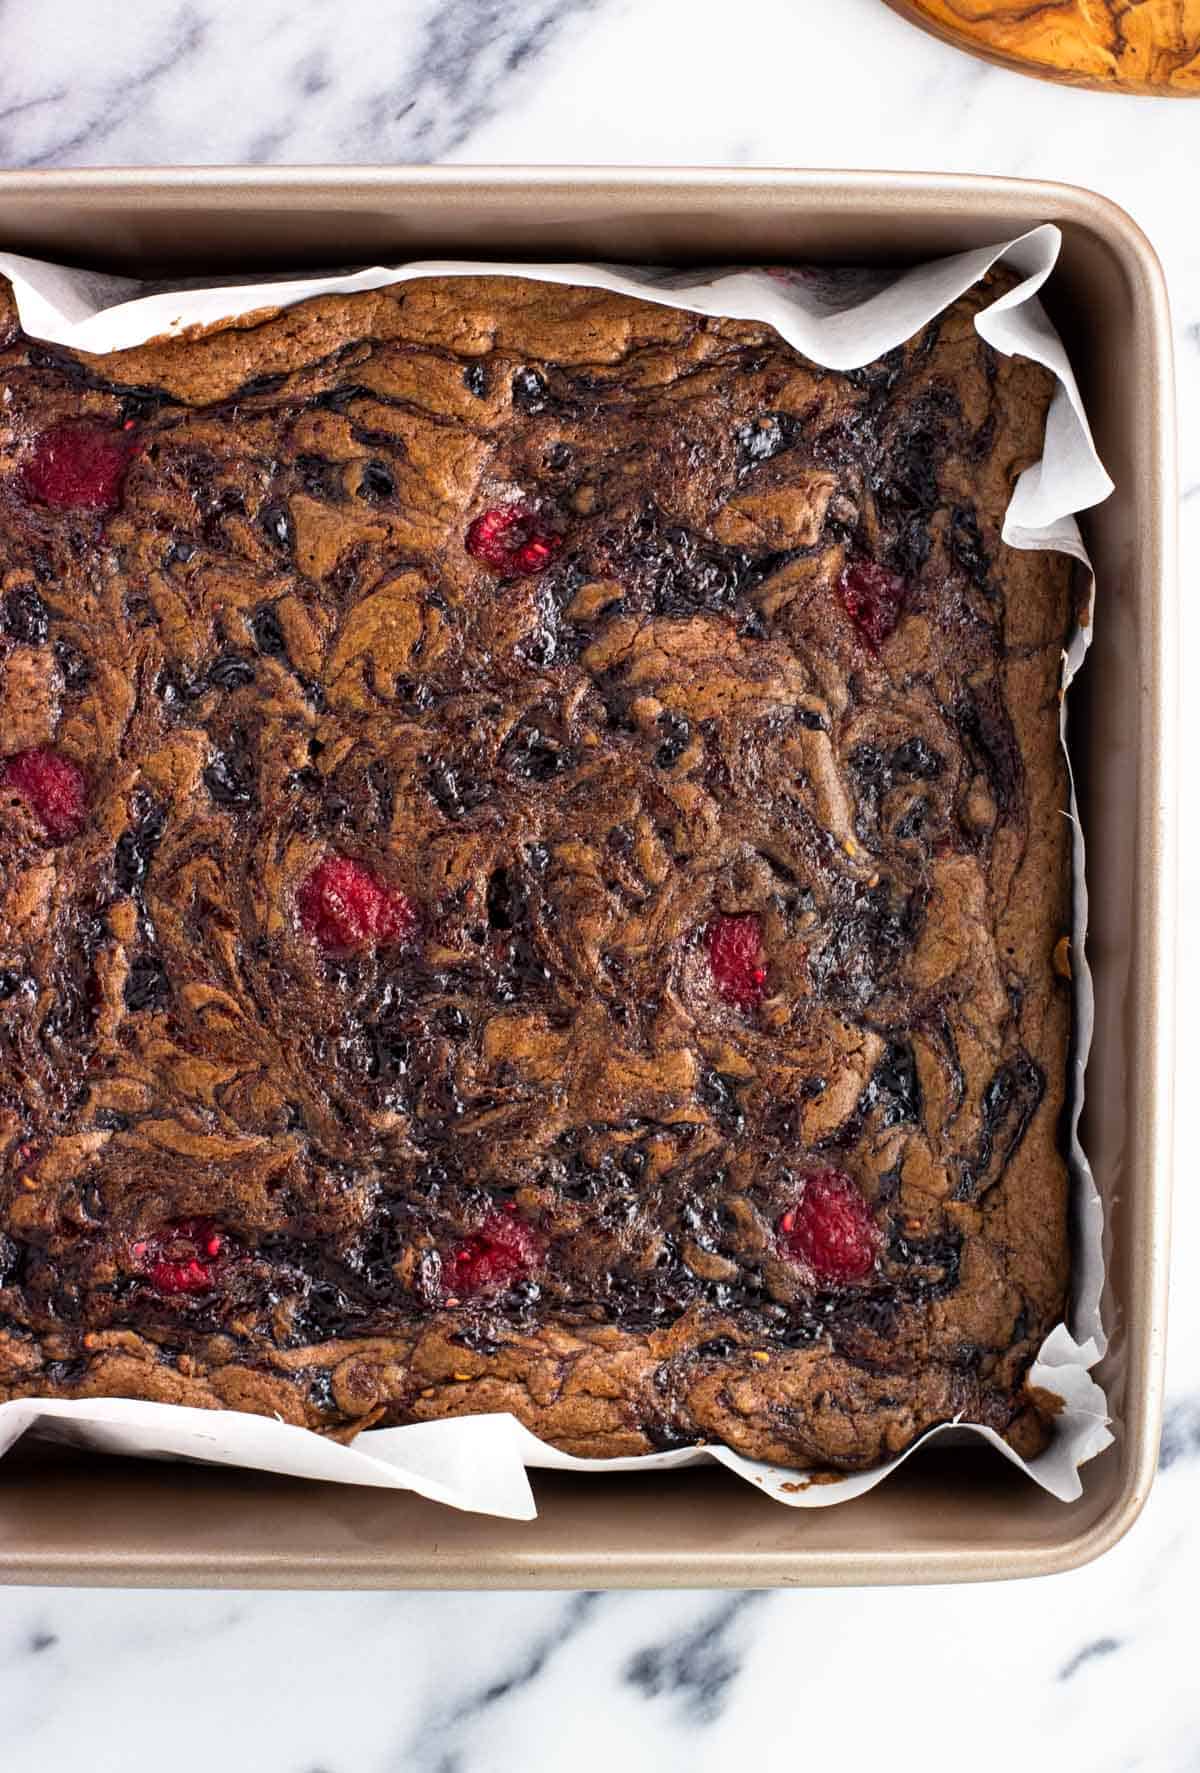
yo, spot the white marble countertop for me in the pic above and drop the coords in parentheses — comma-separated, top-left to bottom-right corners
(0, 0, 1197, 1768)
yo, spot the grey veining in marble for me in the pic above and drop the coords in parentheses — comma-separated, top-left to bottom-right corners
(0, 0, 614, 167)
(3, 1494, 1200, 1771)
(0, 0, 1198, 1768)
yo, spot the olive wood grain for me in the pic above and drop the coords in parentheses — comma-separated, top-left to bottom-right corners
(883, 0, 1200, 94)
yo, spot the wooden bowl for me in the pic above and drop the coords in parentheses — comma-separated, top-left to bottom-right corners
(882, 0, 1200, 95)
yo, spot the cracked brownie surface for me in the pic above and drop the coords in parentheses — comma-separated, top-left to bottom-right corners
(0, 271, 1073, 1469)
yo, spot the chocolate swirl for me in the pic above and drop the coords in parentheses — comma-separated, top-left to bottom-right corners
(0, 273, 1072, 1468)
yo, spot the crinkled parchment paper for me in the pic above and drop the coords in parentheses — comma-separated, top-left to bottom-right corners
(0, 229, 1114, 1517)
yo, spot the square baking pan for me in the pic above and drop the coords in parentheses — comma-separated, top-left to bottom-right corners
(0, 167, 1176, 1587)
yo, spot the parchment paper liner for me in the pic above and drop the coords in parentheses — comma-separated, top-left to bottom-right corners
(0, 229, 1112, 1517)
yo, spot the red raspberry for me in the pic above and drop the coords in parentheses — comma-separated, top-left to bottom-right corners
(0, 747, 87, 841)
(445, 1207, 543, 1300)
(297, 855, 417, 954)
(132, 1217, 225, 1296)
(777, 1170, 879, 1285)
(465, 505, 561, 577)
(19, 423, 136, 513)
(837, 560, 907, 651)
(705, 913, 767, 1011)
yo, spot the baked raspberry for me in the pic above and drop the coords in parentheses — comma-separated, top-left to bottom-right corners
(465, 505, 560, 577)
(705, 913, 767, 1011)
(837, 560, 907, 651)
(132, 1217, 225, 1296)
(0, 747, 87, 841)
(445, 1207, 543, 1300)
(19, 423, 136, 513)
(777, 1170, 879, 1285)
(297, 855, 417, 953)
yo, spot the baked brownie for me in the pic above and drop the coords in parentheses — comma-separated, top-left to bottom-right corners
(0, 270, 1073, 1470)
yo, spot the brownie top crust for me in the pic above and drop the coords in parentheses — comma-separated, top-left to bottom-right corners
(0, 271, 1072, 1468)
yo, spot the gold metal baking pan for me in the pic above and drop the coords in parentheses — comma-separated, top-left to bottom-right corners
(0, 168, 1176, 1587)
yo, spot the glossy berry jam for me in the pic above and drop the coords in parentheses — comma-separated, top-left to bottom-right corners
(297, 855, 417, 954)
(777, 1170, 879, 1284)
(837, 560, 907, 651)
(131, 1218, 225, 1296)
(445, 1208, 542, 1300)
(0, 747, 87, 841)
(19, 423, 136, 513)
(465, 505, 561, 577)
(705, 913, 767, 1011)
